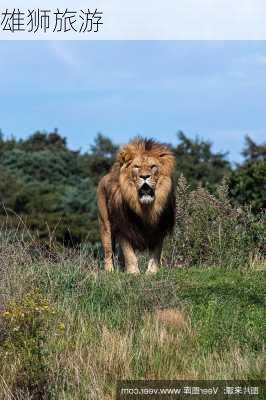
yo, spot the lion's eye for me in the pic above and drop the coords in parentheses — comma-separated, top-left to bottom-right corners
(133, 165, 140, 169)
(151, 165, 158, 171)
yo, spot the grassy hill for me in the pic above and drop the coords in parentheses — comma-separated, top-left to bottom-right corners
(0, 247, 265, 399)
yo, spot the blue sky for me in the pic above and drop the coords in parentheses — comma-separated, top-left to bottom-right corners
(0, 41, 266, 162)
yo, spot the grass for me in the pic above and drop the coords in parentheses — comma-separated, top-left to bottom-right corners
(0, 250, 265, 399)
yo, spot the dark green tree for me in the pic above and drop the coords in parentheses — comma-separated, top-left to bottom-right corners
(242, 135, 266, 161)
(173, 131, 231, 190)
(229, 135, 266, 212)
(21, 129, 67, 152)
(85, 133, 118, 181)
(0, 130, 100, 244)
(0, 167, 22, 212)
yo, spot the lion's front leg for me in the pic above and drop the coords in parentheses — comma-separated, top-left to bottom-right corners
(119, 239, 140, 274)
(97, 180, 114, 272)
(100, 223, 114, 272)
(146, 241, 163, 274)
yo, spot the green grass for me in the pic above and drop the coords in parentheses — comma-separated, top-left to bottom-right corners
(1, 256, 265, 399)
(40, 264, 266, 348)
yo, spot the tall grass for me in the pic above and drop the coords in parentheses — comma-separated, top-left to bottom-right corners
(165, 176, 265, 268)
(0, 248, 265, 399)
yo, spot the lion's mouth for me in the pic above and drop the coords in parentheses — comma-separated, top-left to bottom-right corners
(138, 183, 155, 205)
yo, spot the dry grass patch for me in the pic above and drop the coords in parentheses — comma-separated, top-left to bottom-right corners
(155, 308, 188, 331)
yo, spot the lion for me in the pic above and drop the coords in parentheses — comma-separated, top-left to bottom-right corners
(97, 137, 176, 274)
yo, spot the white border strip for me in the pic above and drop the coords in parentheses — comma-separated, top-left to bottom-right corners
(1, 0, 266, 40)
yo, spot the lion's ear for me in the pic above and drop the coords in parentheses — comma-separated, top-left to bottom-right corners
(159, 151, 176, 172)
(159, 153, 169, 158)
(117, 145, 133, 166)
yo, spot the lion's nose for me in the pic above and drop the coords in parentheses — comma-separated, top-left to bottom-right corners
(140, 174, 151, 180)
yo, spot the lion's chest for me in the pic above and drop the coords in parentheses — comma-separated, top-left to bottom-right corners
(110, 201, 174, 251)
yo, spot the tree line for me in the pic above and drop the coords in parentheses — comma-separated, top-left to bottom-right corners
(0, 129, 265, 245)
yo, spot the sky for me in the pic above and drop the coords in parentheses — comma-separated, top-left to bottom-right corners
(0, 41, 266, 162)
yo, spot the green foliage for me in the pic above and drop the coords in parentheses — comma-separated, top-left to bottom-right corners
(24, 213, 98, 244)
(165, 175, 265, 268)
(0, 290, 59, 398)
(230, 160, 266, 212)
(0, 130, 102, 244)
(20, 129, 67, 152)
(1, 148, 82, 184)
(242, 135, 266, 161)
(229, 136, 266, 212)
(86, 132, 119, 182)
(0, 166, 22, 211)
(59, 178, 97, 215)
(173, 131, 231, 191)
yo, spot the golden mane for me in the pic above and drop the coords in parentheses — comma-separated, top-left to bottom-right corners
(118, 137, 175, 172)
(117, 138, 175, 224)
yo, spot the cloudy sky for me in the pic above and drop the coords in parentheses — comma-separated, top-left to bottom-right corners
(0, 41, 266, 162)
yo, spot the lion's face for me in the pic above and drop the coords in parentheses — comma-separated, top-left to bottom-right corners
(117, 139, 175, 223)
(131, 155, 160, 205)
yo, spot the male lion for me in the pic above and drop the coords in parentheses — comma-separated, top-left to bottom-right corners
(97, 138, 175, 274)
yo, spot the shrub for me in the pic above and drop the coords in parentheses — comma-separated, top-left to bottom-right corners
(165, 175, 265, 268)
(229, 160, 266, 212)
(0, 290, 58, 398)
(229, 135, 266, 212)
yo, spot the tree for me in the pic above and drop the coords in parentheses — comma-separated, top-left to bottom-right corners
(85, 133, 119, 181)
(229, 136, 266, 212)
(0, 167, 22, 212)
(173, 131, 231, 190)
(0, 130, 99, 244)
(21, 129, 67, 152)
(242, 135, 266, 162)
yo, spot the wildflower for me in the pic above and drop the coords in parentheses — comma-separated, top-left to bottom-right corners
(13, 326, 20, 331)
(3, 311, 10, 317)
(57, 323, 65, 331)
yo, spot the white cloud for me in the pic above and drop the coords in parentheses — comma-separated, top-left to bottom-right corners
(49, 42, 81, 71)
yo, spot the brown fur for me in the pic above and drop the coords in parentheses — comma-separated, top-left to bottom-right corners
(97, 138, 176, 273)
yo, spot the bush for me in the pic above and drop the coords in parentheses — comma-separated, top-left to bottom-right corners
(0, 290, 60, 398)
(229, 160, 266, 212)
(165, 176, 265, 268)
(0, 167, 23, 212)
(229, 135, 266, 212)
